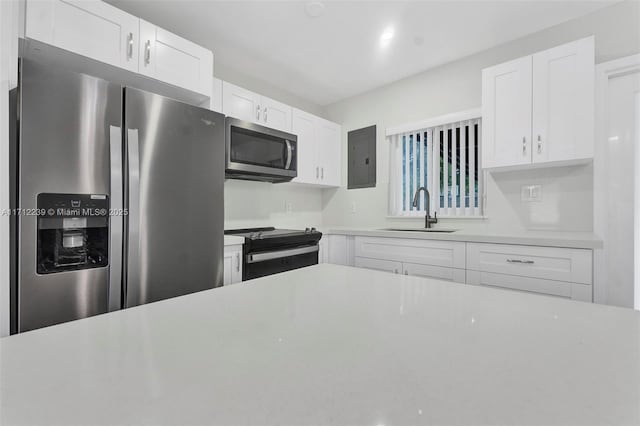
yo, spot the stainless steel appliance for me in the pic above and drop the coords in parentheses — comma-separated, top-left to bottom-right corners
(225, 118, 297, 182)
(224, 227, 322, 280)
(10, 58, 225, 333)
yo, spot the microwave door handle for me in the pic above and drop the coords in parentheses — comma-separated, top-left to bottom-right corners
(285, 140, 293, 170)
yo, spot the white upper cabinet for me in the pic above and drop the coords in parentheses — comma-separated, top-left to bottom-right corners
(222, 81, 262, 122)
(138, 19, 213, 96)
(482, 56, 532, 169)
(222, 82, 292, 132)
(531, 37, 594, 163)
(26, 0, 140, 73)
(292, 108, 317, 184)
(291, 109, 342, 187)
(261, 96, 292, 132)
(25, 1, 213, 97)
(482, 36, 594, 170)
(316, 118, 341, 187)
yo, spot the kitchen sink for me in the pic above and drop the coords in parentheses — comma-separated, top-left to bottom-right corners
(380, 228, 458, 233)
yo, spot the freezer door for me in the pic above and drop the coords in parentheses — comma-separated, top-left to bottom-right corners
(16, 59, 122, 332)
(124, 88, 224, 307)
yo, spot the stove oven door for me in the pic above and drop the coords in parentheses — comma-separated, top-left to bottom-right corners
(244, 245, 319, 280)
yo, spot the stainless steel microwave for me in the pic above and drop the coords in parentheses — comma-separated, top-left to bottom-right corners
(225, 117, 297, 183)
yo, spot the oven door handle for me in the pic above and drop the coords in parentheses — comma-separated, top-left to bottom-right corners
(247, 245, 318, 263)
(285, 140, 293, 170)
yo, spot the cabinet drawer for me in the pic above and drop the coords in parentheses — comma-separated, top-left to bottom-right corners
(466, 243, 592, 284)
(355, 237, 465, 269)
(466, 270, 592, 302)
(355, 257, 402, 274)
(403, 262, 465, 283)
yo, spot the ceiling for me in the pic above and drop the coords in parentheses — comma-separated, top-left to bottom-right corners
(107, 0, 617, 106)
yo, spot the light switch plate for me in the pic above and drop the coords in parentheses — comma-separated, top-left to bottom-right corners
(521, 185, 542, 202)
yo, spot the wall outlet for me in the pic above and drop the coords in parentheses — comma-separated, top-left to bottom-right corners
(350, 202, 357, 214)
(521, 185, 542, 202)
(285, 202, 293, 213)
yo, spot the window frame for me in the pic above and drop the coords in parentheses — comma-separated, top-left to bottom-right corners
(387, 109, 484, 219)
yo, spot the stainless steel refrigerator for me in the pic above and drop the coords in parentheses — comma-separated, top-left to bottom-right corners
(10, 58, 225, 333)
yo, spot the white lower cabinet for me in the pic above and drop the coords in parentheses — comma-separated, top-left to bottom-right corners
(318, 238, 328, 264)
(353, 237, 466, 283)
(223, 244, 243, 285)
(355, 237, 466, 269)
(402, 262, 466, 283)
(355, 257, 402, 274)
(466, 243, 592, 301)
(329, 235, 594, 302)
(466, 270, 591, 301)
(327, 235, 355, 266)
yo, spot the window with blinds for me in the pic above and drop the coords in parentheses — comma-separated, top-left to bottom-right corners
(388, 117, 483, 217)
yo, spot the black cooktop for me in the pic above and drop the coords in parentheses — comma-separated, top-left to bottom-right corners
(225, 227, 322, 252)
(225, 227, 319, 240)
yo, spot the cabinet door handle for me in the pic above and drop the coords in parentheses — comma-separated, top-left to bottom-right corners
(507, 259, 535, 264)
(316, 166, 319, 179)
(537, 135, 542, 154)
(127, 32, 134, 60)
(522, 136, 527, 156)
(256, 105, 260, 121)
(236, 252, 241, 272)
(144, 40, 151, 66)
(264, 107, 267, 122)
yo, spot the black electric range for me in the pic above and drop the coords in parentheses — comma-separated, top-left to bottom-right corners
(224, 227, 323, 280)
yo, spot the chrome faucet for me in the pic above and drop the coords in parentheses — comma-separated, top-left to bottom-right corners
(412, 187, 438, 229)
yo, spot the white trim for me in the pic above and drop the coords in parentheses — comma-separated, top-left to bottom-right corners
(593, 54, 640, 306)
(386, 108, 481, 136)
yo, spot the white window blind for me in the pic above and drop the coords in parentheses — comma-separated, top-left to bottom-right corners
(388, 116, 482, 217)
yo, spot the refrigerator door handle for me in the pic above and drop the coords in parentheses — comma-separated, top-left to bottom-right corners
(108, 126, 123, 311)
(126, 129, 141, 307)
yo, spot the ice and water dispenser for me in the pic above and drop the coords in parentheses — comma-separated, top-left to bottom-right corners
(36, 193, 109, 274)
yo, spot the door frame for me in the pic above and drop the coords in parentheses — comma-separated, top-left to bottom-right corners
(593, 54, 640, 306)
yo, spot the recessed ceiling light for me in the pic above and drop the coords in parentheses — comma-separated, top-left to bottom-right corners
(380, 27, 394, 47)
(305, 1, 325, 18)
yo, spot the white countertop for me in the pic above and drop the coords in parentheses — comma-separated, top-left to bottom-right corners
(326, 227, 603, 249)
(224, 235, 244, 246)
(1, 264, 637, 425)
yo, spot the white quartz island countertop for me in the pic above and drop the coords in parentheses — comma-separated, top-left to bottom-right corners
(1, 265, 638, 425)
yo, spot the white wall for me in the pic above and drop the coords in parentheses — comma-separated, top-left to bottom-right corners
(224, 180, 323, 230)
(321, 0, 640, 232)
